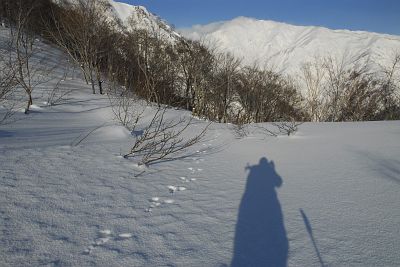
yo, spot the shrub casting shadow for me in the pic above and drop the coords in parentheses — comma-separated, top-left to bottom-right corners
(231, 157, 288, 267)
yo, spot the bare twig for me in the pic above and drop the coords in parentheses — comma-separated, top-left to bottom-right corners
(124, 106, 210, 166)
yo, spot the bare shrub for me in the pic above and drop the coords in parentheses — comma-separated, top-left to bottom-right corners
(256, 121, 303, 137)
(108, 91, 145, 132)
(272, 121, 302, 136)
(43, 80, 72, 106)
(231, 122, 249, 139)
(123, 106, 209, 166)
(42, 65, 73, 106)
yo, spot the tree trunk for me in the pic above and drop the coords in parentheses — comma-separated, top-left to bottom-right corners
(96, 67, 103, 94)
(25, 93, 33, 114)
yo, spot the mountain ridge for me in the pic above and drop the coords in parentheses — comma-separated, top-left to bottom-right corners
(107, 0, 181, 41)
(179, 16, 400, 75)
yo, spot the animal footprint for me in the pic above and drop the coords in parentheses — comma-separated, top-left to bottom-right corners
(179, 176, 188, 182)
(146, 197, 162, 212)
(179, 176, 196, 182)
(95, 237, 111, 246)
(118, 233, 133, 239)
(168, 185, 187, 194)
(168, 185, 177, 193)
(99, 229, 112, 237)
(84, 230, 112, 254)
(163, 199, 175, 204)
(84, 245, 95, 254)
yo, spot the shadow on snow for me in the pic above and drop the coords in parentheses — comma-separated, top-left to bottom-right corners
(231, 157, 288, 267)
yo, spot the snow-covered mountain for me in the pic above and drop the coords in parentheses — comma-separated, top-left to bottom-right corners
(179, 17, 400, 75)
(107, 0, 181, 41)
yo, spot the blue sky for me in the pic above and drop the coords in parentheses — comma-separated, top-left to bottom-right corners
(121, 0, 400, 35)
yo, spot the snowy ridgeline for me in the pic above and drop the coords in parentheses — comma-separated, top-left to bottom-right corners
(0, 29, 400, 266)
(107, 0, 181, 42)
(180, 16, 400, 77)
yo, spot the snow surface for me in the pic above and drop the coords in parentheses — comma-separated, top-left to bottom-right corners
(1, 27, 400, 267)
(180, 17, 400, 76)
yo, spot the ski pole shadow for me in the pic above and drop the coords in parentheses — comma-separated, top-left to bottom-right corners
(231, 157, 288, 267)
(299, 209, 325, 267)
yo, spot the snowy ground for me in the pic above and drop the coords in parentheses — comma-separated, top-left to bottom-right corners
(1, 32, 400, 267)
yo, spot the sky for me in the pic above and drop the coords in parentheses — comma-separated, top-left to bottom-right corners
(121, 0, 400, 35)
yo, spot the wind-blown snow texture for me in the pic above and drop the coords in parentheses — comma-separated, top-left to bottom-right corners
(1, 26, 400, 267)
(180, 17, 400, 75)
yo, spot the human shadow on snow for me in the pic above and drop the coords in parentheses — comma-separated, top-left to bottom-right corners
(231, 157, 288, 267)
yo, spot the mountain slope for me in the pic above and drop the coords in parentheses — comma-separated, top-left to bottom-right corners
(107, 0, 181, 41)
(1, 26, 400, 266)
(180, 17, 400, 75)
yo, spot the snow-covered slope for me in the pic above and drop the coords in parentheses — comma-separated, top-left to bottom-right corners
(107, 0, 181, 41)
(1, 28, 400, 266)
(180, 17, 400, 75)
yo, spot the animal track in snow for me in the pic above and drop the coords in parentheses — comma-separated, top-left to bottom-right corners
(168, 185, 187, 193)
(99, 229, 112, 237)
(145, 195, 176, 212)
(188, 167, 203, 173)
(168, 185, 177, 193)
(95, 237, 111, 246)
(84, 245, 95, 254)
(118, 233, 133, 239)
(146, 197, 161, 212)
(179, 176, 188, 182)
(84, 229, 133, 254)
(179, 176, 196, 183)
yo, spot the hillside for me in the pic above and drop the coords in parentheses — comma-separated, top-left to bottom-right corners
(180, 17, 400, 75)
(1, 27, 400, 266)
(108, 0, 181, 41)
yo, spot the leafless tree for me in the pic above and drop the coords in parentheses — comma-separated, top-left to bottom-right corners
(176, 39, 215, 111)
(0, 45, 17, 123)
(320, 54, 389, 121)
(378, 53, 400, 119)
(300, 58, 327, 122)
(9, 0, 56, 113)
(235, 65, 303, 123)
(209, 52, 241, 123)
(46, 0, 115, 94)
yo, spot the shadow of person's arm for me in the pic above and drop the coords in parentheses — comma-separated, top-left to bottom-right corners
(245, 163, 251, 171)
(271, 160, 283, 187)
